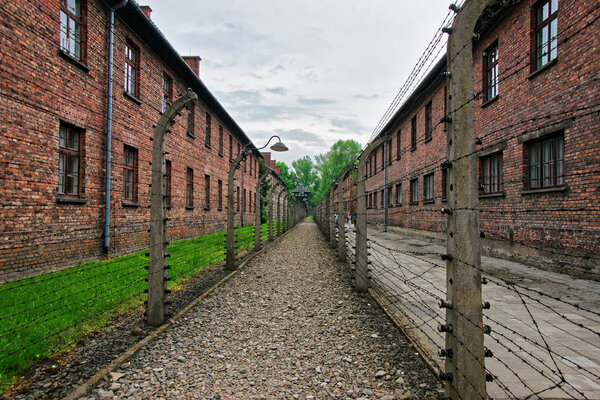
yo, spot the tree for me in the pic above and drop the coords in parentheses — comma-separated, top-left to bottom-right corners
(314, 139, 361, 202)
(276, 161, 297, 195)
(292, 156, 320, 199)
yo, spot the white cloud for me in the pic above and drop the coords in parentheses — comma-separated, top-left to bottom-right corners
(143, 0, 452, 164)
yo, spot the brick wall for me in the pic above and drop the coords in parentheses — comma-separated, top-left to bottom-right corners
(0, 0, 259, 281)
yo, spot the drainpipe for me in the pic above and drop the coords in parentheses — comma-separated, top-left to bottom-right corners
(104, 0, 128, 250)
(383, 141, 387, 232)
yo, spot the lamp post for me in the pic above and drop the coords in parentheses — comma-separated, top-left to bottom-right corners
(226, 135, 288, 270)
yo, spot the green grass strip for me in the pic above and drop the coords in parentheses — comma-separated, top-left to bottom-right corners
(0, 223, 264, 393)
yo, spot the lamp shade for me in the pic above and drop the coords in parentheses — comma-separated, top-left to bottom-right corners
(270, 141, 289, 152)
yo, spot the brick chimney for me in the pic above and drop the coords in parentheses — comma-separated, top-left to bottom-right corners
(140, 5, 152, 19)
(183, 56, 201, 77)
(261, 152, 271, 166)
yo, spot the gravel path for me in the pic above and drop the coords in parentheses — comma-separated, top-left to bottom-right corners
(89, 219, 441, 400)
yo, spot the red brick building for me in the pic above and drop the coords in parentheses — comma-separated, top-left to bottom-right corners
(0, 0, 265, 281)
(364, 0, 600, 278)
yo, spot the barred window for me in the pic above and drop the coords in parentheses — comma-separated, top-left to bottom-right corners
(480, 152, 503, 194)
(396, 183, 402, 205)
(425, 101, 432, 142)
(424, 173, 434, 202)
(484, 42, 499, 101)
(527, 135, 564, 189)
(186, 168, 193, 208)
(162, 73, 172, 112)
(410, 178, 418, 204)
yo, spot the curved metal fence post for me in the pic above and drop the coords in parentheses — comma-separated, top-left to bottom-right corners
(226, 151, 246, 271)
(337, 178, 346, 262)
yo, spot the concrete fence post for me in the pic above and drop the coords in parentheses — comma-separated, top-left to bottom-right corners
(226, 151, 247, 271)
(268, 185, 274, 240)
(355, 136, 385, 293)
(277, 189, 283, 236)
(337, 177, 346, 262)
(442, 2, 497, 399)
(330, 187, 336, 248)
(148, 90, 198, 327)
(254, 173, 265, 250)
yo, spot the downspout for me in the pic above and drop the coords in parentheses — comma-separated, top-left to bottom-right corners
(104, 0, 128, 250)
(383, 141, 387, 232)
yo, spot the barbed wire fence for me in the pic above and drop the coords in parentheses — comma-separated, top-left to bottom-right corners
(0, 89, 296, 391)
(315, 1, 600, 398)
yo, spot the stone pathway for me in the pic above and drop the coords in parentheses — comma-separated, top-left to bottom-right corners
(86, 220, 441, 400)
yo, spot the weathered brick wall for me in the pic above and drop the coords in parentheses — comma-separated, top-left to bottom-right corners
(0, 0, 259, 282)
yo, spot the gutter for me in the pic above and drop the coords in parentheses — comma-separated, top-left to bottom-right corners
(104, 0, 129, 250)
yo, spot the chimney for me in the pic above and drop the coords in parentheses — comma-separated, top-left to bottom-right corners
(261, 152, 271, 166)
(183, 56, 201, 77)
(140, 5, 152, 19)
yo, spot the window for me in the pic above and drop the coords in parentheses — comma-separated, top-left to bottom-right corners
(205, 113, 211, 147)
(411, 115, 417, 150)
(373, 152, 377, 173)
(380, 189, 384, 207)
(483, 42, 499, 101)
(534, 0, 558, 70)
(237, 142, 241, 157)
(204, 175, 211, 210)
(396, 130, 401, 159)
(123, 146, 138, 202)
(527, 134, 564, 189)
(217, 180, 223, 210)
(165, 160, 172, 206)
(381, 145, 385, 167)
(187, 103, 195, 138)
(236, 186, 240, 212)
(249, 155, 253, 176)
(243, 188, 247, 213)
(373, 191, 377, 209)
(58, 123, 83, 196)
(441, 167, 448, 201)
(388, 186, 394, 206)
(229, 135, 233, 161)
(396, 183, 402, 205)
(410, 178, 418, 204)
(425, 102, 433, 142)
(424, 173, 434, 202)
(59, 0, 84, 61)
(186, 168, 193, 208)
(124, 40, 139, 97)
(249, 190, 252, 213)
(218, 125, 224, 155)
(162, 73, 172, 112)
(480, 153, 503, 194)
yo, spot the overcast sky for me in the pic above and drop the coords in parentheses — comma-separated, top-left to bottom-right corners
(142, 0, 452, 166)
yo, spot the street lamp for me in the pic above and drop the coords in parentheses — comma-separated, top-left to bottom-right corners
(227, 135, 288, 270)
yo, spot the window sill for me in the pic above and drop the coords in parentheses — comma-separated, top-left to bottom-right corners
(424, 137, 432, 144)
(204, 207, 210, 211)
(395, 203, 402, 207)
(479, 191, 505, 199)
(122, 201, 140, 208)
(410, 147, 417, 152)
(185, 205, 195, 210)
(218, 152, 224, 157)
(521, 185, 567, 195)
(56, 195, 87, 204)
(123, 91, 142, 105)
(218, 207, 223, 211)
(481, 95, 499, 108)
(441, 197, 447, 203)
(409, 201, 418, 205)
(423, 199, 435, 204)
(58, 49, 90, 73)
(187, 133, 196, 139)
(527, 58, 558, 80)
(205, 144, 212, 149)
